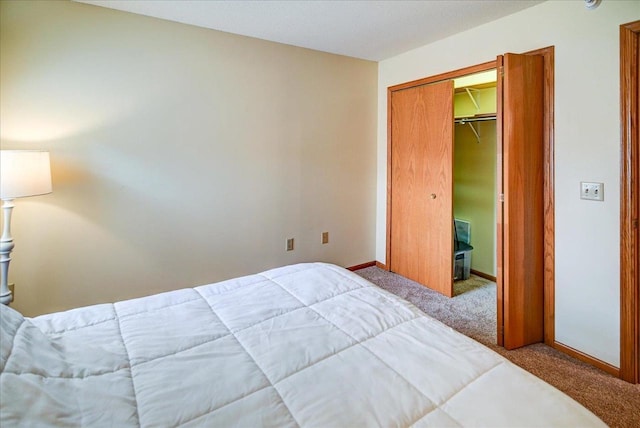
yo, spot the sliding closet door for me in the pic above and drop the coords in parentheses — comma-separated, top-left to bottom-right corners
(497, 53, 545, 349)
(390, 81, 454, 297)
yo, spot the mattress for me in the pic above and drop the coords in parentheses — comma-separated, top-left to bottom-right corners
(0, 262, 604, 427)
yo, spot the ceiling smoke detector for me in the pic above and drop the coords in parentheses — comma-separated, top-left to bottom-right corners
(585, 0, 602, 10)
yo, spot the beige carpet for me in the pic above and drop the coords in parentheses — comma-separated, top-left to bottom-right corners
(356, 266, 640, 427)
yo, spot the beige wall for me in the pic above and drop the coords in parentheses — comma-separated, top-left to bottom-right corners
(0, 0, 378, 316)
(377, 0, 640, 366)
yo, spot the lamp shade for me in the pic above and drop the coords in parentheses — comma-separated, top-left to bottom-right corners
(0, 150, 52, 199)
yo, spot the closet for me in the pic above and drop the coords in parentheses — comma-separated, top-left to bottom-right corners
(387, 52, 546, 350)
(453, 72, 497, 281)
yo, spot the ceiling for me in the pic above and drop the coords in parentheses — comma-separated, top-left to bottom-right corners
(75, 0, 544, 61)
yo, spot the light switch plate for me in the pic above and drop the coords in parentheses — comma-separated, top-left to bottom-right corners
(580, 182, 604, 201)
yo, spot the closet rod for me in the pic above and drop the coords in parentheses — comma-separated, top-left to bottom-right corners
(454, 115, 496, 124)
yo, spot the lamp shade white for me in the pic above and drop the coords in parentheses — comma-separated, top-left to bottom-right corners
(1, 150, 52, 199)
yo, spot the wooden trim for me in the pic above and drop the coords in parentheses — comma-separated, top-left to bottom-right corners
(376, 261, 389, 271)
(554, 341, 620, 378)
(389, 60, 496, 92)
(496, 54, 504, 347)
(347, 261, 376, 271)
(386, 86, 393, 272)
(620, 20, 640, 384)
(470, 269, 497, 282)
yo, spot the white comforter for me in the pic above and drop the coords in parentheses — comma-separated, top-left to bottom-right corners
(1, 263, 604, 427)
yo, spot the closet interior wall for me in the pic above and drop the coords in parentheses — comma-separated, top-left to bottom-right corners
(453, 84, 497, 278)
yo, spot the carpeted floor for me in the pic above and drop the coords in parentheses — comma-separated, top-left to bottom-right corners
(355, 266, 640, 427)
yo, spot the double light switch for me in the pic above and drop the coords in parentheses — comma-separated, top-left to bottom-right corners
(580, 182, 604, 201)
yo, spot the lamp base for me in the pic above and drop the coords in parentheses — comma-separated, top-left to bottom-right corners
(1, 199, 15, 306)
(0, 283, 13, 305)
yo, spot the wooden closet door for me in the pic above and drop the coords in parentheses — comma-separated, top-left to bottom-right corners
(390, 81, 454, 297)
(497, 53, 545, 349)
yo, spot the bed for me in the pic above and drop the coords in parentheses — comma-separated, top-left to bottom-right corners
(1, 262, 604, 427)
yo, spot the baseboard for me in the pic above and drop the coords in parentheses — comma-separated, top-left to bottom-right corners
(375, 261, 389, 271)
(553, 341, 620, 377)
(347, 261, 376, 271)
(470, 269, 496, 282)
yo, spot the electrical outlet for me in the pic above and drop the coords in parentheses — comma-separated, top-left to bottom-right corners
(580, 182, 604, 201)
(8, 283, 14, 302)
(286, 238, 294, 251)
(321, 232, 329, 244)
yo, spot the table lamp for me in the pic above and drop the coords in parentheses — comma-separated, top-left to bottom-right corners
(0, 150, 52, 305)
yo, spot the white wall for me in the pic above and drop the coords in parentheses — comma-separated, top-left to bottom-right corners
(0, 0, 378, 316)
(377, 0, 640, 367)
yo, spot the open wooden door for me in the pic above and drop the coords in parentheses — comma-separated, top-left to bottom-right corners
(390, 81, 454, 297)
(497, 53, 545, 349)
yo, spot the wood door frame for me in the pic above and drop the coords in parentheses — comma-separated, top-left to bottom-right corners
(620, 20, 640, 384)
(386, 46, 555, 346)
